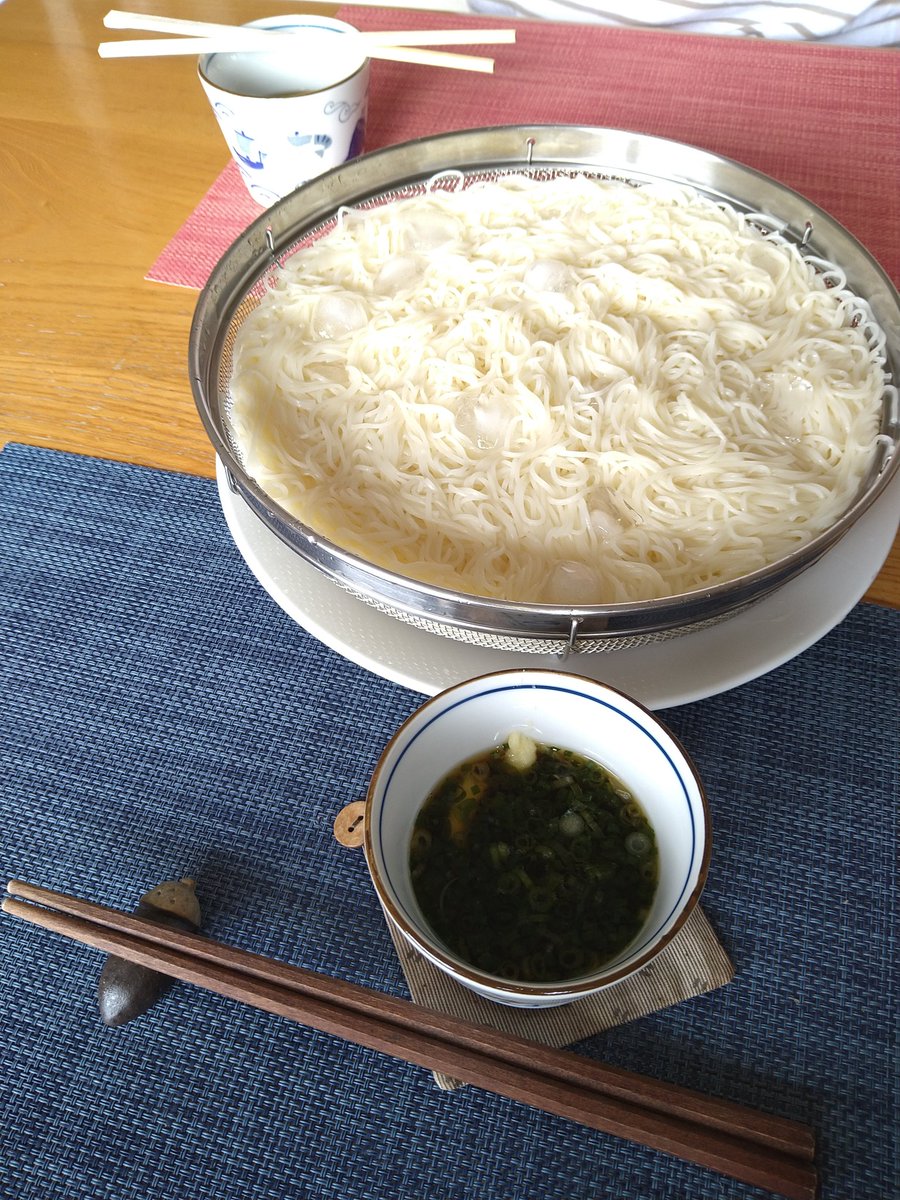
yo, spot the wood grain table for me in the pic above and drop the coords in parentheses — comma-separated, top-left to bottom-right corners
(1, 0, 897, 606)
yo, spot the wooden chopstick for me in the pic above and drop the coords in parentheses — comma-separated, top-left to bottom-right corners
(99, 10, 512, 71)
(343, 29, 514, 45)
(98, 36, 496, 73)
(102, 10, 516, 46)
(3, 881, 817, 1199)
(6, 878, 812, 1161)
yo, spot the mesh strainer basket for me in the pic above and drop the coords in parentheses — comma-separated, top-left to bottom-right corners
(189, 125, 900, 655)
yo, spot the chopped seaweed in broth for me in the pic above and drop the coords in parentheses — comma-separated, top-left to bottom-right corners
(409, 737, 659, 983)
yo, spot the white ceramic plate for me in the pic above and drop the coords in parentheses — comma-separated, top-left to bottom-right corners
(216, 458, 899, 710)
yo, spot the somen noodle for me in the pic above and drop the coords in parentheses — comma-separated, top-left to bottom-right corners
(228, 173, 887, 605)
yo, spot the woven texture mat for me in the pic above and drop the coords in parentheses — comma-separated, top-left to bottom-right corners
(0, 443, 897, 1200)
(387, 906, 732, 1089)
(147, 14, 900, 290)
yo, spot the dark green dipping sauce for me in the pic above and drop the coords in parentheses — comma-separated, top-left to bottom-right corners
(409, 738, 659, 983)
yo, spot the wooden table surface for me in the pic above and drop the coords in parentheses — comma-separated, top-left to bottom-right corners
(1, 0, 897, 607)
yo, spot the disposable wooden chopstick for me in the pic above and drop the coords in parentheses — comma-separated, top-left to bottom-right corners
(95, 40, 490, 71)
(98, 37, 496, 73)
(3, 881, 817, 1199)
(102, 10, 516, 46)
(338, 29, 513, 45)
(100, 9, 510, 70)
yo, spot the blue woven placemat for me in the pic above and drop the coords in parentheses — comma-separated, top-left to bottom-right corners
(0, 443, 896, 1200)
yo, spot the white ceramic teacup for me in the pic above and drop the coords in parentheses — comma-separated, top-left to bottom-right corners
(365, 669, 711, 1008)
(198, 15, 370, 209)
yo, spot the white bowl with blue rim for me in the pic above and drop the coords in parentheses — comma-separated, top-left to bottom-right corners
(364, 669, 711, 1008)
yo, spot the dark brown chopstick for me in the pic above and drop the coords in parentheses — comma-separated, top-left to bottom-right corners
(6, 879, 811, 1159)
(4, 881, 817, 1199)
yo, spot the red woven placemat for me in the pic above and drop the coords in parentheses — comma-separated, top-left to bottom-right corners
(147, 13, 900, 289)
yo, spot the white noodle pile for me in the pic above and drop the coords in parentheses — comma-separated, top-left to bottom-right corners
(228, 174, 887, 604)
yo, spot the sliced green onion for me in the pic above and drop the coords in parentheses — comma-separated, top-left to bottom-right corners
(625, 831, 651, 857)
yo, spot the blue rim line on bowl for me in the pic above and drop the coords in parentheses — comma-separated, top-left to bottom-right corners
(369, 675, 711, 1000)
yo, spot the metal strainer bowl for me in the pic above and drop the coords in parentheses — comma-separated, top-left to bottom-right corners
(189, 125, 900, 655)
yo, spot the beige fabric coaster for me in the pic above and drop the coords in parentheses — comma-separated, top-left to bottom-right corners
(384, 906, 733, 1090)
